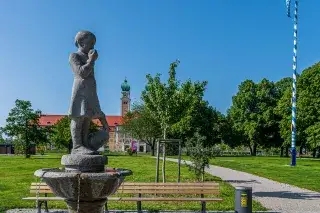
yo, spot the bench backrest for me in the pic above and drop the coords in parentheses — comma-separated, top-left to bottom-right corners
(30, 182, 219, 195)
(117, 182, 219, 195)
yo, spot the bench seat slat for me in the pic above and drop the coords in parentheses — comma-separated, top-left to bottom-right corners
(31, 182, 219, 185)
(30, 186, 219, 190)
(118, 197, 223, 202)
(119, 186, 219, 190)
(23, 197, 122, 201)
(116, 190, 220, 195)
(30, 190, 53, 194)
(23, 197, 222, 202)
(23, 197, 64, 201)
(121, 182, 219, 186)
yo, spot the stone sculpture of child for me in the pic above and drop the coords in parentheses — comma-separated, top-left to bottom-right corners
(69, 30, 109, 155)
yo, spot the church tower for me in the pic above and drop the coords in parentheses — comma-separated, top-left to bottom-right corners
(121, 78, 131, 117)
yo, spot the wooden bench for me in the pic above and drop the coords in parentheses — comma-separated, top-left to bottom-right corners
(23, 182, 222, 213)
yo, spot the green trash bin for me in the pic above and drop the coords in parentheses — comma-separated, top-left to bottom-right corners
(235, 186, 252, 213)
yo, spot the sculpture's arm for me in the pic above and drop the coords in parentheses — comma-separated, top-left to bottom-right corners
(69, 53, 94, 78)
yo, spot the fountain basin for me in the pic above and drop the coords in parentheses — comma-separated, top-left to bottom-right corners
(34, 168, 132, 201)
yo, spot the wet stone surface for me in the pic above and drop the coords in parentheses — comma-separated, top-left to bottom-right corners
(61, 154, 107, 172)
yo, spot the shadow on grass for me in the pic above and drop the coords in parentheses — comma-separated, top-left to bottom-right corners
(253, 191, 320, 200)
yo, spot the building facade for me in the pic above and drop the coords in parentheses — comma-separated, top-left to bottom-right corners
(39, 79, 148, 153)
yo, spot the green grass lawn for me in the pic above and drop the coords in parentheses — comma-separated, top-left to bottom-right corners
(0, 153, 266, 212)
(209, 156, 320, 192)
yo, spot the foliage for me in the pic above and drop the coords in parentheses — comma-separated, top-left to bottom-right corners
(141, 60, 208, 143)
(186, 131, 218, 181)
(122, 104, 162, 155)
(0, 132, 5, 144)
(50, 116, 99, 153)
(228, 79, 280, 155)
(141, 60, 181, 139)
(297, 63, 320, 150)
(1, 100, 48, 158)
(274, 87, 292, 148)
(126, 147, 133, 156)
(50, 116, 72, 152)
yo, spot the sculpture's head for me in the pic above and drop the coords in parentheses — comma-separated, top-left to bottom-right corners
(75, 31, 96, 54)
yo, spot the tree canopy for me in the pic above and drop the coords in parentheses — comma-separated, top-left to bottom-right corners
(2, 99, 48, 158)
(122, 104, 162, 155)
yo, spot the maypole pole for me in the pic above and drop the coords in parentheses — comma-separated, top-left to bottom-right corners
(286, 0, 298, 166)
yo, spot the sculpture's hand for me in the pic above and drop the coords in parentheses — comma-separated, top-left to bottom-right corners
(88, 49, 98, 62)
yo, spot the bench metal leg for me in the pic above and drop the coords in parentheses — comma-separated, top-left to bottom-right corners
(201, 194, 206, 213)
(105, 201, 108, 213)
(201, 201, 206, 213)
(137, 193, 142, 213)
(37, 201, 42, 213)
(44, 193, 49, 213)
(44, 201, 49, 213)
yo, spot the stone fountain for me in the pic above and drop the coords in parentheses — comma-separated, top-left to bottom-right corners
(35, 31, 132, 213)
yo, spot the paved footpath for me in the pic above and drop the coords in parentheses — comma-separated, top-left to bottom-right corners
(165, 158, 320, 213)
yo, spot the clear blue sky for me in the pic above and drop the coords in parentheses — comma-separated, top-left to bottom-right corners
(1, 0, 320, 127)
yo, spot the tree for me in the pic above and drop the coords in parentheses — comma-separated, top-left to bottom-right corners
(305, 122, 320, 155)
(228, 79, 280, 155)
(141, 60, 211, 182)
(297, 62, 320, 156)
(2, 99, 47, 158)
(50, 116, 99, 153)
(122, 104, 162, 156)
(0, 132, 5, 144)
(274, 89, 290, 156)
(186, 131, 219, 181)
(275, 77, 292, 97)
(141, 60, 208, 143)
(141, 60, 180, 140)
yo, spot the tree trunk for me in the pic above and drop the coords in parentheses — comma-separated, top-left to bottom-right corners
(201, 167, 205, 182)
(312, 148, 316, 158)
(248, 144, 253, 156)
(285, 146, 289, 157)
(299, 145, 303, 155)
(317, 147, 320, 158)
(25, 141, 30, 158)
(280, 147, 284, 157)
(150, 140, 155, 156)
(162, 126, 166, 183)
(251, 144, 257, 156)
(25, 120, 30, 158)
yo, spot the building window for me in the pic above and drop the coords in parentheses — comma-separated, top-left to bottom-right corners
(139, 146, 144, 152)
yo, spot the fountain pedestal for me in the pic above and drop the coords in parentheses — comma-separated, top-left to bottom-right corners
(66, 199, 106, 213)
(34, 154, 132, 213)
(61, 154, 107, 172)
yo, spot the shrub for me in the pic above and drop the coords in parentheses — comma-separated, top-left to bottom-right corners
(126, 148, 133, 156)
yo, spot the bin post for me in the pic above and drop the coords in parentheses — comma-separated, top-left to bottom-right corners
(235, 186, 252, 213)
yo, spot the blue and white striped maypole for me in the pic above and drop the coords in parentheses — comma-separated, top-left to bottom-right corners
(286, 0, 298, 166)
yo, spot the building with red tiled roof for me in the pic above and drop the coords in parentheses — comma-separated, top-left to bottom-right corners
(39, 79, 148, 153)
(39, 115, 123, 127)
